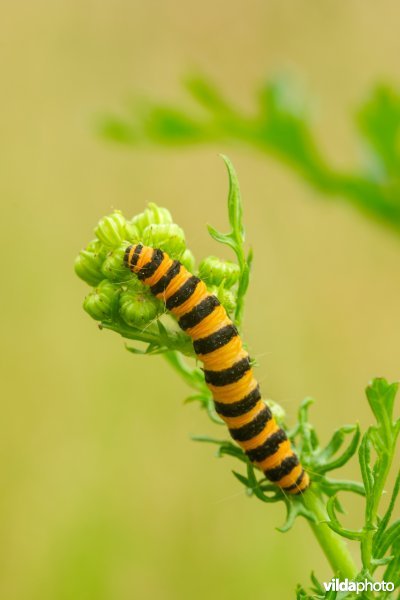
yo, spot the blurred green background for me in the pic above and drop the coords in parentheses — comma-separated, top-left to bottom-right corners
(1, 1, 400, 599)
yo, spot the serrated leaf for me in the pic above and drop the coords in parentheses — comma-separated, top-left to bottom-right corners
(366, 378, 398, 433)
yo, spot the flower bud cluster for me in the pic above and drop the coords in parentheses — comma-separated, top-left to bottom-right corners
(75, 205, 192, 328)
(75, 204, 240, 329)
(198, 255, 239, 289)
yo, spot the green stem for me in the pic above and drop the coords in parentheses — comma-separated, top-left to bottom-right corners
(100, 319, 195, 356)
(303, 487, 358, 579)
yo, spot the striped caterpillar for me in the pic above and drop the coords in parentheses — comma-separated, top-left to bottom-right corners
(124, 243, 310, 495)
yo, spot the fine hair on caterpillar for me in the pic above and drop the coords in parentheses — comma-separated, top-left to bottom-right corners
(124, 243, 310, 495)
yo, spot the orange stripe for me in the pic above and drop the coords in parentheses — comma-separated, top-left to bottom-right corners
(186, 306, 230, 340)
(163, 268, 189, 299)
(208, 370, 254, 402)
(143, 255, 173, 287)
(293, 472, 310, 493)
(211, 381, 259, 407)
(256, 440, 291, 472)
(239, 418, 279, 451)
(170, 282, 209, 318)
(200, 336, 243, 371)
(276, 462, 303, 489)
(135, 246, 153, 271)
(222, 400, 265, 429)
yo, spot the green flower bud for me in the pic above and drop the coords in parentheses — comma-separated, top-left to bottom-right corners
(125, 221, 140, 243)
(101, 242, 132, 282)
(198, 256, 240, 289)
(86, 239, 106, 254)
(95, 210, 127, 248)
(119, 285, 163, 328)
(129, 202, 172, 235)
(142, 223, 186, 259)
(180, 248, 195, 272)
(83, 280, 119, 321)
(208, 285, 236, 315)
(74, 248, 104, 287)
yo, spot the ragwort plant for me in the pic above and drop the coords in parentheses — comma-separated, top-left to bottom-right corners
(99, 74, 400, 237)
(75, 157, 399, 599)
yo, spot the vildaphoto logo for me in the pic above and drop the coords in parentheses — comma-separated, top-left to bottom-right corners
(323, 579, 395, 594)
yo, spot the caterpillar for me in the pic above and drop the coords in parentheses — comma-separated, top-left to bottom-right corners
(124, 244, 310, 495)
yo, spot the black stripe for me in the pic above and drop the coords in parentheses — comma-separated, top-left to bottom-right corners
(229, 405, 272, 442)
(130, 244, 143, 269)
(204, 356, 250, 387)
(264, 454, 299, 482)
(282, 469, 307, 493)
(193, 324, 238, 355)
(246, 428, 287, 463)
(150, 260, 181, 295)
(165, 276, 200, 310)
(137, 248, 164, 281)
(214, 385, 261, 418)
(178, 295, 220, 331)
(123, 245, 133, 266)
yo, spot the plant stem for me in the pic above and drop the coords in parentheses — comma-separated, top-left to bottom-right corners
(303, 487, 358, 579)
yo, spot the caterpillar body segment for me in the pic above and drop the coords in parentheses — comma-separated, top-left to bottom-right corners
(124, 244, 310, 495)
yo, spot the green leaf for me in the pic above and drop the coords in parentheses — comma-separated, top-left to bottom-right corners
(232, 470, 251, 488)
(358, 433, 374, 502)
(366, 378, 398, 438)
(277, 498, 317, 533)
(326, 496, 363, 541)
(184, 394, 208, 405)
(319, 478, 365, 497)
(383, 537, 400, 589)
(373, 519, 400, 559)
(310, 572, 324, 596)
(357, 84, 400, 175)
(318, 425, 358, 462)
(221, 154, 244, 239)
(125, 342, 167, 355)
(318, 425, 361, 474)
(373, 469, 400, 552)
(206, 225, 236, 250)
(146, 106, 207, 143)
(184, 75, 230, 113)
(98, 116, 137, 144)
(206, 399, 224, 425)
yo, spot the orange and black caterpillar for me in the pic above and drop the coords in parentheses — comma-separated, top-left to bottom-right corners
(124, 244, 310, 495)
